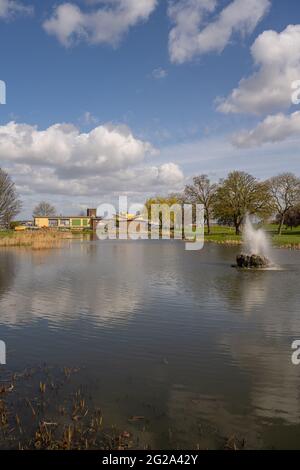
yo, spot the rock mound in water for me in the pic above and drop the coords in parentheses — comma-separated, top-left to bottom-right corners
(236, 254, 270, 269)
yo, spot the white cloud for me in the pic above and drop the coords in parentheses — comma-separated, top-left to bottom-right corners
(0, 121, 155, 173)
(152, 67, 168, 79)
(168, 0, 270, 64)
(159, 134, 300, 180)
(0, 121, 184, 200)
(43, 0, 157, 47)
(218, 24, 300, 148)
(80, 111, 99, 126)
(12, 163, 184, 199)
(0, 0, 33, 18)
(156, 162, 184, 184)
(218, 24, 300, 115)
(232, 111, 300, 148)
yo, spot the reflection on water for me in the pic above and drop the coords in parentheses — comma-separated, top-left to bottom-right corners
(0, 250, 17, 299)
(0, 241, 300, 449)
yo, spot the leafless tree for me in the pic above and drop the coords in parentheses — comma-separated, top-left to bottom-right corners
(268, 173, 300, 235)
(33, 201, 56, 217)
(184, 175, 218, 234)
(0, 169, 22, 229)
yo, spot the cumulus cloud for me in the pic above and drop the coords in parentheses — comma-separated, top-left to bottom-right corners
(168, 0, 270, 64)
(218, 24, 300, 115)
(156, 162, 184, 184)
(232, 111, 300, 148)
(12, 163, 184, 198)
(0, 121, 184, 199)
(0, 0, 33, 19)
(43, 0, 157, 47)
(0, 121, 155, 174)
(218, 24, 300, 147)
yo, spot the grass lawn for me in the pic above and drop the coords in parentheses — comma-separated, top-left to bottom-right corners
(205, 225, 241, 243)
(205, 224, 300, 248)
(264, 224, 300, 247)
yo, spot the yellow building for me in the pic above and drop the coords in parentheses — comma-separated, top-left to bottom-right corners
(34, 209, 98, 230)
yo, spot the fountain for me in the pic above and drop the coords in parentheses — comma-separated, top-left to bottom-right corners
(235, 216, 271, 269)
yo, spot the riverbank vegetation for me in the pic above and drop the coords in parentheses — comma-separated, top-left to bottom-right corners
(0, 365, 134, 450)
(1, 224, 299, 249)
(0, 230, 73, 249)
(147, 171, 300, 240)
(204, 224, 300, 249)
(1, 166, 300, 249)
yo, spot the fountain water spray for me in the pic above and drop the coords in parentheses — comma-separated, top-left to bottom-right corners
(243, 216, 271, 259)
(235, 216, 272, 269)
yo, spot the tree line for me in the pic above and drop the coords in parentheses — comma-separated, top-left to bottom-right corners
(1, 167, 300, 235)
(146, 171, 300, 236)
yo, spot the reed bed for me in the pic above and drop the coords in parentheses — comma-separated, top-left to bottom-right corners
(0, 230, 73, 250)
(0, 365, 136, 450)
(0, 364, 246, 450)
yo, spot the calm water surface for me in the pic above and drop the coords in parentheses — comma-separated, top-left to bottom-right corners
(0, 240, 300, 449)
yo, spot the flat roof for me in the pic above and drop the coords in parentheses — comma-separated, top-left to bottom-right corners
(34, 216, 92, 219)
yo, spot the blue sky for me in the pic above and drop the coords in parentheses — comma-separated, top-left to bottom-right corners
(0, 0, 300, 217)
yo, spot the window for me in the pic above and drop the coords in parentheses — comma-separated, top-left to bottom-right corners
(72, 219, 81, 227)
(59, 219, 70, 227)
(49, 219, 58, 227)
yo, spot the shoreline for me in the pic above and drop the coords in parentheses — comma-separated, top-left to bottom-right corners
(205, 238, 300, 250)
(1, 228, 300, 250)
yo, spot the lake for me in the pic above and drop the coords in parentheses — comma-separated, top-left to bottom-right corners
(0, 240, 300, 449)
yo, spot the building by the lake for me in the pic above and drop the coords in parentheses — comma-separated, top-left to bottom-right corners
(34, 209, 148, 231)
(34, 208, 102, 230)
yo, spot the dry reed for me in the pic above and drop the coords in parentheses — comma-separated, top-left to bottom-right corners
(0, 230, 73, 250)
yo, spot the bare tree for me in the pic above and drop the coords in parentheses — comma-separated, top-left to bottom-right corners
(33, 201, 56, 217)
(0, 169, 22, 229)
(268, 173, 300, 235)
(184, 175, 218, 234)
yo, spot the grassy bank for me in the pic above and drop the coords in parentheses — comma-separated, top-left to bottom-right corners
(0, 230, 73, 249)
(204, 226, 242, 245)
(205, 224, 300, 249)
